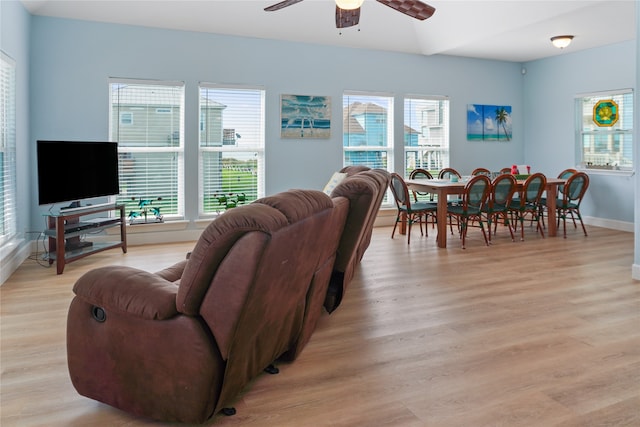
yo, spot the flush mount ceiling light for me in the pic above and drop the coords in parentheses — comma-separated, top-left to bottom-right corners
(335, 0, 365, 10)
(550, 35, 574, 49)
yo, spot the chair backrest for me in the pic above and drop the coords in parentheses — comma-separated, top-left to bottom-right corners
(563, 172, 589, 205)
(461, 175, 491, 211)
(471, 167, 491, 176)
(521, 172, 547, 205)
(557, 168, 577, 194)
(490, 173, 517, 209)
(408, 168, 434, 201)
(499, 167, 512, 174)
(389, 173, 411, 209)
(438, 167, 461, 180)
(558, 168, 578, 179)
(409, 168, 434, 180)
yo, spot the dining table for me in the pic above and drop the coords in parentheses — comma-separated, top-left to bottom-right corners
(405, 177, 567, 248)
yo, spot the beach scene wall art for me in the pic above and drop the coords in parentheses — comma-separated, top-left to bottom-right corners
(281, 94, 331, 139)
(467, 104, 512, 141)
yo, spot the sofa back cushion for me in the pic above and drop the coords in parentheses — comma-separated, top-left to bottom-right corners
(193, 190, 346, 411)
(326, 168, 390, 311)
(177, 203, 289, 315)
(354, 169, 391, 257)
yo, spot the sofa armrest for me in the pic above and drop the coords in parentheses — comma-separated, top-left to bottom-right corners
(72, 266, 179, 320)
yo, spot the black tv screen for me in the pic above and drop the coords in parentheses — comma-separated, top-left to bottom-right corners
(37, 140, 120, 206)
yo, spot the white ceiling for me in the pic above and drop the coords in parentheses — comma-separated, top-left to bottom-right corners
(21, 0, 637, 63)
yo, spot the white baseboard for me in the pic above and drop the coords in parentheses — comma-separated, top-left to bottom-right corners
(582, 216, 634, 232)
(633, 264, 640, 281)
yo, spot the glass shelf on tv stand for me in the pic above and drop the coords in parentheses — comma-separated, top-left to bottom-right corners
(44, 204, 127, 274)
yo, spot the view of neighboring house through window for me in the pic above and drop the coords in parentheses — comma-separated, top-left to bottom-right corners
(404, 96, 450, 176)
(109, 79, 185, 219)
(0, 51, 17, 246)
(343, 92, 394, 171)
(576, 89, 633, 171)
(199, 85, 264, 215)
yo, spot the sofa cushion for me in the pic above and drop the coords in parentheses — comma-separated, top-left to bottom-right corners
(322, 171, 347, 195)
(177, 203, 289, 315)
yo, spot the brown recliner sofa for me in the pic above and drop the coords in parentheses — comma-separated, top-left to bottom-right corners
(66, 169, 389, 423)
(67, 190, 350, 423)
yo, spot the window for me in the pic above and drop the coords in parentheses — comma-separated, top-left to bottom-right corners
(0, 51, 17, 246)
(576, 89, 633, 171)
(199, 85, 265, 215)
(343, 92, 393, 170)
(404, 96, 450, 176)
(110, 79, 185, 218)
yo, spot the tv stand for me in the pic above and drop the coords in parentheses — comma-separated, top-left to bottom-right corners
(65, 240, 93, 251)
(45, 204, 127, 274)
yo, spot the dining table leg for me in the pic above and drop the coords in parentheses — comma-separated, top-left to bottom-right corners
(435, 192, 448, 248)
(546, 186, 558, 237)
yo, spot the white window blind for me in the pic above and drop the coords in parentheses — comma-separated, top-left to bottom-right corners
(109, 80, 185, 219)
(0, 51, 17, 245)
(199, 85, 264, 215)
(342, 92, 393, 171)
(575, 89, 633, 171)
(404, 96, 450, 177)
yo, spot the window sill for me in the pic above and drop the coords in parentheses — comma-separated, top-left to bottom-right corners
(105, 220, 190, 235)
(578, 168, 635, 177)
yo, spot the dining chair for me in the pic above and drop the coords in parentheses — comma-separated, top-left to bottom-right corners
(539, 168, 577, 228)
(508, 172, 547, 241)
(438, 167, 461, 180)
(556, 171, 590, 238)
(408, 168, 435, 202)
(471, 167, 491, 176)
(484, 173, 517, 242)
(437, 168, 463, 230)
(408, 168, 437, 228)
(446, 174, 491, 249)
(389, 173, 437, 244)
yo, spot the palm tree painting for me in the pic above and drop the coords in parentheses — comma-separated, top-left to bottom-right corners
(467, 104, 512, 141)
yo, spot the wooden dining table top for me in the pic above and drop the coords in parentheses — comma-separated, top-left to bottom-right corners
(405, 177, 566, 190)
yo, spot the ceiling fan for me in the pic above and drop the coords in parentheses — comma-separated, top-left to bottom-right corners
(264, 0, 436, 29)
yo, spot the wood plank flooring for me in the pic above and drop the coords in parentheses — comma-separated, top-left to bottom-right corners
(1, 224, 638, 426)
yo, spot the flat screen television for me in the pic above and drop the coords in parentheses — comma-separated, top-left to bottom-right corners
(37, 140, 120, 208)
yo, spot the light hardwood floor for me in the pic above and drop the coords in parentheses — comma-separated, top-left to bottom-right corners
(1, 224, 639, 426)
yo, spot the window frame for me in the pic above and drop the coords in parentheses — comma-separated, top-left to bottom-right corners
(0, 50, 17, 247)
(403, 94, 450, 178)
(109, 78, 186, 220)
(342, 91, 394, 172)
(198, 83, 265, 217)
(575, 88, 634, 174)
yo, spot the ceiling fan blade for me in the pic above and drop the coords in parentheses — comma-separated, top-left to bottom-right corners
(264, 0, 304, 12)
(375, 0, 435, 20)
(336, 6, 361, 29)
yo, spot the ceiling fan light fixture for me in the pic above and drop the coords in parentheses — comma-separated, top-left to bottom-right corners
(550, 35, 574, 49)
(335, 0, 364, 10)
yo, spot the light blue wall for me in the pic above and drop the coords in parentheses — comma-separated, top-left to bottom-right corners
(523, 40, 636, 226)
(28, 16, 524, 231)
(0, 1, 30, 240)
